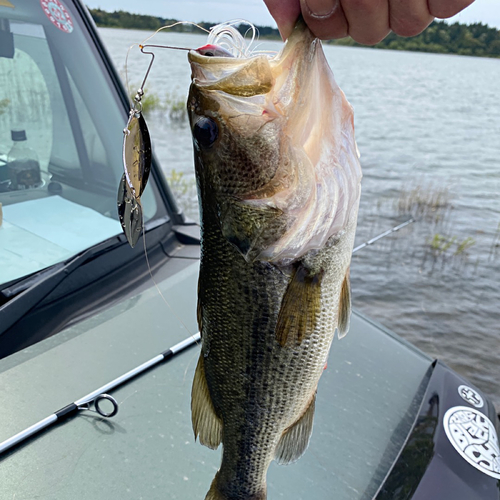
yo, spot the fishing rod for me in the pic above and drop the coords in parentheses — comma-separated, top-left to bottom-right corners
(0, 220, 413, 457)
(0, 333, 200, 457)
(352, 218, 414, 254)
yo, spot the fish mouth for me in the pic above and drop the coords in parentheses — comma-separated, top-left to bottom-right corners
(188, 18, 315, 97)
(188, 49, 274, 97)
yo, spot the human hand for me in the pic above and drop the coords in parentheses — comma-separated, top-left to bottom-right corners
(264, 0, 475, 44)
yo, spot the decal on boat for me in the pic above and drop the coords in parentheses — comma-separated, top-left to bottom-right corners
(40, 0, 73, 33)
(458, 384, 484, 408)
(443, 406, 500, 480)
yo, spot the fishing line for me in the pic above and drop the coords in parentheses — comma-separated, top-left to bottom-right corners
(207, 20, 255, 57)
(117, 389, 139, 408)
(205, 20, 278, 58)
(124, 21, 210, 107)
(140, 212, 199, 343)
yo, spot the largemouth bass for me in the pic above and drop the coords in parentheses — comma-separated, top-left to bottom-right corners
(188, 19, 362, 500)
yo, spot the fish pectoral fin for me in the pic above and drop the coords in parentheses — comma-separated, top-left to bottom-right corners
(275, 264, 323, 347)
(337, 268, 351, 339)
(191, 354, 222, 450)
(275, 392, 316, 465)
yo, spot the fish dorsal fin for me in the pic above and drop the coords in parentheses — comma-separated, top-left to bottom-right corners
(275, 264, 323, 347)
(275, 393, 316, 465)
(191, 354, 222, 450)
(337, 268, 351, 339)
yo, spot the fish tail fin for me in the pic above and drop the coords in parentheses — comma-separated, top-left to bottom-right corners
(205, 473, 267, 500)
(204, 477, 225, 500)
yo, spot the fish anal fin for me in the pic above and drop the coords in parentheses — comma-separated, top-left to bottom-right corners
(337, 267, 351, 339)
(191, 354, 222, 450)
(275, 265, 323, 347)
(275, 393, 316, 465)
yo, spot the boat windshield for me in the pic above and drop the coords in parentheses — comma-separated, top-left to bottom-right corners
(0, 2, 165, 287)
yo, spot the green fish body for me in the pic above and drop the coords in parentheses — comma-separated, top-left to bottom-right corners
(188, 19, 362, 500)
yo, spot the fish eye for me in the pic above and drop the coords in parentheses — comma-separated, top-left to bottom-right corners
(193, 117, 218, 149)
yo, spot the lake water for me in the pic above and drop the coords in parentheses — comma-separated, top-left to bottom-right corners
(99, 28, 500, 411)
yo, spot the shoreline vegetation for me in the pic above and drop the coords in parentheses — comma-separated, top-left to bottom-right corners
(89, 8, 500, 59)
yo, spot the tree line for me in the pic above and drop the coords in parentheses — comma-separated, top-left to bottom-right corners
(328, 20, 500, 58)
(89, 8, 500, 59)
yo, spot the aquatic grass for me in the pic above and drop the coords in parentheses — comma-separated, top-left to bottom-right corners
(454, 237, 475, 255)
(166, 168, 193, 196)
(120, 67, 186, 121)
(0, 98, 9, 116)
(138, 89, 162, 115)
(396, 181, 451, 220)
(126, 83, 187, 122)
(428, 233, 456, 256)
(163, 92, 187, 123)
(128, 84, 162, 115)
(426, 232, 475, 262)
(165, 168, 198, 220)
(488, 221, 500, 261)
(392, 178, 482, 271)
(419, 231, 478, 276)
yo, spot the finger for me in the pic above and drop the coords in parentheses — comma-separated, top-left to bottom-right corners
(428, 0, 475, 19)
(300, 0, 349, 40)
(341, 0, 390, 45)
(264, 0, 302, 40)
(389, 0, 433, 38)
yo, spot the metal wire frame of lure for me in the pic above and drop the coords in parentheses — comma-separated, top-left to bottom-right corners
(117, 23, 254, 248)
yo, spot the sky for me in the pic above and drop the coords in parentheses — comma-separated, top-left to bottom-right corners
(85, 0, 500, 30)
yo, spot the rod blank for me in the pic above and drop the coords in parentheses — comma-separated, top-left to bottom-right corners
(0, 333, 200, 456)
(352, 219, 414, 254)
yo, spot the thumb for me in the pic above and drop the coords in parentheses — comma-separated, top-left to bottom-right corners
(263, 0, 301, 40)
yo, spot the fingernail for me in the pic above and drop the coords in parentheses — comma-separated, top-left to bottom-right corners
(278, 22, 294, 40)
(303, 0, 337, 17)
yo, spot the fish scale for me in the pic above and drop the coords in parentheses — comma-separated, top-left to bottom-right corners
(197, 203, 356, 499)
(188, 18, 361, 500)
